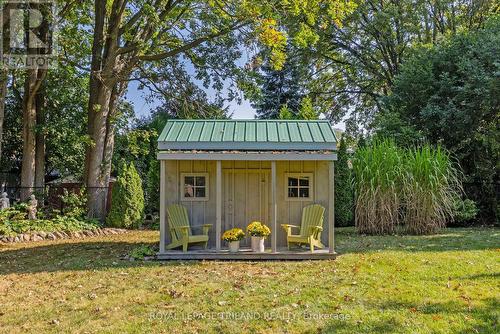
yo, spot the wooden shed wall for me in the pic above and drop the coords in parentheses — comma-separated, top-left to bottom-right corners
(163, 160, 332, 248)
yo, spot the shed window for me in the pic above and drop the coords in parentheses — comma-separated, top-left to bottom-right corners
(181, 173, 208, 201)
(286, 173, 313, 200)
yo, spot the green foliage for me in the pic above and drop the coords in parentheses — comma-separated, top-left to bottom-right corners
(145, 160, 160, 214)
(335, 137, 354, 226)
(252, 49, 311, 119)
(0, 205, 28, 228)
(353, 140, 462, 235)
(60, 188, 87, 219)
(0, 205, 99, 237)
(451, 198, 479, 225)
(107, 163, 145, 229)
(278, 104, 294, 120)
(129, 244, 156, 260)
(297, 96, 317, 120)
(377, 16, 500, 223)
(113, 128, 157, 176)
(308, 0, 496, 130)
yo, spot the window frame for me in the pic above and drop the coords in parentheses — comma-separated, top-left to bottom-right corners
(285, 173, 314, 201)
(180, 173, 209, 201)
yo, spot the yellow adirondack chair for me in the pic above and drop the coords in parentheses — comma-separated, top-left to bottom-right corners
(166, 204, 211, 252)
(281, 204, 325, 252)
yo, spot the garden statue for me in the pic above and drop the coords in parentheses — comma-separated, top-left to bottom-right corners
(28, 194, 38, 220)
(0, 192, 9, 210)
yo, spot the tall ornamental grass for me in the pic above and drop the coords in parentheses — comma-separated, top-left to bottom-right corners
(352, 140, 402, 235)
(402, 146, 461, 234)
(353, 141, 461, 235)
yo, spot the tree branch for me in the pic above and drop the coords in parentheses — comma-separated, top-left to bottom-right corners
(137, 21, 248, 61)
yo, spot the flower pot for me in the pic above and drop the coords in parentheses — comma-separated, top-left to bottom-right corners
(228, 240, 240, 253)
(251, 236, 265, 253)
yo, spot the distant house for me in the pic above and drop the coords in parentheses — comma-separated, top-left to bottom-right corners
(156, 119, 338, 260)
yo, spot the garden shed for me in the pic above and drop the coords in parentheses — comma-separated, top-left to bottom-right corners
(157, 119, 337, 259)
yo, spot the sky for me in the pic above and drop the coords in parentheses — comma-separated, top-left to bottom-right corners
(126, 81, 256, 120)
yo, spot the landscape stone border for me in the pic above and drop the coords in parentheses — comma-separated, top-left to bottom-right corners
(0, 228, 127, 243)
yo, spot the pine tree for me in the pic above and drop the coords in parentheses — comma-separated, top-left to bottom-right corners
(278, 104, 294, 119)
(253, 51, 310, 119)
(297, 96, 318, 119)
(107, 162, 145, 228)
(335, 136, 354, 226)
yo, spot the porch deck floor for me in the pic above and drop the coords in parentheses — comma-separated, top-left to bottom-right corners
(156, 248, 336, 260)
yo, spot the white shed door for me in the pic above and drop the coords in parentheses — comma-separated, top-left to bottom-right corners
(223, 170, 270, 247)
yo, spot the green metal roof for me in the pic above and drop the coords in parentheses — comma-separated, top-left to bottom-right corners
(158, 119, 337, 151)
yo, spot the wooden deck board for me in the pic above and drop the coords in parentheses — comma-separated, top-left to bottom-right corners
(156, 248, 336, 260)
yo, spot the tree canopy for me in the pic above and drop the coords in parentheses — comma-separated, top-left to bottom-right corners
(375, 16, 500, 222)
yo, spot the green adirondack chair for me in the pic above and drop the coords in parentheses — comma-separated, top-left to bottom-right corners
(281, 204, 326, 252)
(166, 204, 211, 252)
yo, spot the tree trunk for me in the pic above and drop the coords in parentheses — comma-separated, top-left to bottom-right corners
(84, 0, 126, 220)
(20, 71, 38, 200)
(0, 69, 7, 162)
(35, 88, 45, 193)
(20, 69, 46, 200)
(85, 82, 113, 219)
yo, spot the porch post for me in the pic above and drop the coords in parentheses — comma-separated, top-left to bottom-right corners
(159, 160, 166, 253)
(216, 160, 222, 251)
(328, 161, 335, 254)
(271, 161, 277, 253)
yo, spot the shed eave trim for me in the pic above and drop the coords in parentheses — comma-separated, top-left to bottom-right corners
(157, 152, 338, 161)
(158, 142, 337, 151)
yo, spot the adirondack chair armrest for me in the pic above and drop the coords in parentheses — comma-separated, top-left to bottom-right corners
(310, 226, 323, 238)
(281, 224, 300, 229)
(281, 224, 300, 236)
(190, 224, 212, 235)
(202, 224, 212, 235)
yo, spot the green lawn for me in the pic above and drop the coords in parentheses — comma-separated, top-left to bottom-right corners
(0, 227, 498, 333)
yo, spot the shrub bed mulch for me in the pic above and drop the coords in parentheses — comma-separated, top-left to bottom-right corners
(0, 227, 127, 244)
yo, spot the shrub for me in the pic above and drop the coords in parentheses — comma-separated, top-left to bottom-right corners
(335, 136, 354, 227)
(451, 198, 479, 225)
(145, 160, 160, 214)
(60, 188, 87, 219)
(0, 206, 99, 236)
(129, 244, 156, 260)
(107, 162, 145, 229)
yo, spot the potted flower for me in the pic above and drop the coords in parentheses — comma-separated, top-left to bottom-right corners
(222, 228, 245, 253)
(246, 221, 271, 253)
